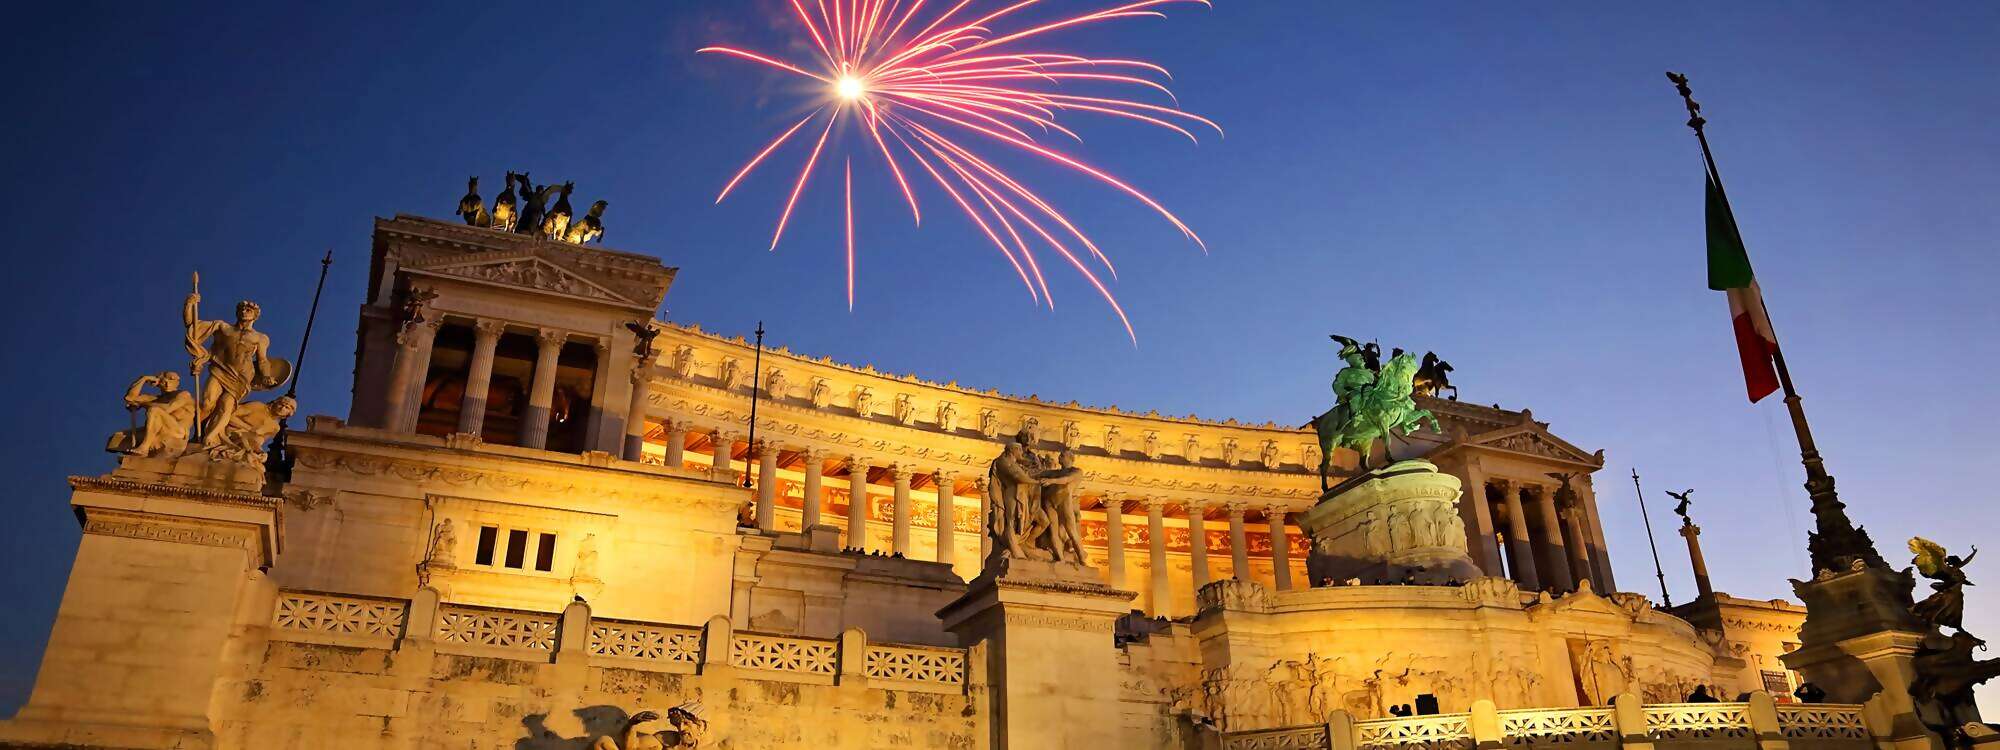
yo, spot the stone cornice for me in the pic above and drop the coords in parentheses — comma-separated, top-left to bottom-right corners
(288, 426, 741, 516)
(68, 475, 279, 510)
(375, 215, 674, 309)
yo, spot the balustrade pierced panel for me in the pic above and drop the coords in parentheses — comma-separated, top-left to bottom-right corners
(1222, 725, 1330, 750)
(1776, 704, 1869, 740)
(588, 621, 702, 663)
(730, 632, 837, 675)
(864, 644, 966, 685)
(1355, 714, 1474, 750)
(1642, 703, 1752, 741)
(273, 592, 407, 637)
(436, 605, 559, 652)
(1498, 707, 1616, 746)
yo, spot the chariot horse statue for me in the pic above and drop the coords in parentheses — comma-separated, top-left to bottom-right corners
(1310, 345, 1441, 489)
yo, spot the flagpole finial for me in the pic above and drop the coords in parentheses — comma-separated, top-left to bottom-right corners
(1665, 71, 1705, 134)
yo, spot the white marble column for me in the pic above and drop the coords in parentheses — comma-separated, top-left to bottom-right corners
(1459, 456, 1504, 574)
(1265, 504, 1292, 591)
(801, 449, 826, 529)
(621, 352, 657, 461)
(754, 440, 780, 532)
(383, 317, 443, 433)
(456, 319, 504, 436)
(1227, 504, 1250, 579)
(1188, 502, 1212, 589)
(973, 477, 991, 562)
(711, 430, 738, 482)
(1535, 483, 1575, 591)
(1145, 498, 1170, 616)
(1104, 494, 1127, 588)
(662, 419, 686, 468)
(1500, 479, 1541, 590)
(847, 456, 871, 551)
(1577, 476, 1618, 592)
(891, 465, 913, 556)
(520, 328, 567, 449)
(934, 471, 956, 566)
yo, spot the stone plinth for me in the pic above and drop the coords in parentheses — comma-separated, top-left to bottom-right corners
(1, 455, 279, 749)
(1782, 564, 1944, 749)
(939, 558, 1136, 750)
(1297, 459, 1479, 585)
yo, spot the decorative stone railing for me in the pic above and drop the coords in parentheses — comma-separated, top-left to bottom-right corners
(863, 642, 967, 693)
(730, 631, 839, 683)
(270, 590, 409, 647)
(261, 589, 966, 692)
(588, 618, 703, 670)
(1217, 693, 1886, 750)
(1354, 713, 1473, 750)
(436, 603, 560, 655)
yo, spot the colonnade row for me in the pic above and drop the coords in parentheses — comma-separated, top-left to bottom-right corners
(382, 315, 619, 452)
(638, 418, 1304, 615)
(1463, 476, 1615, 595)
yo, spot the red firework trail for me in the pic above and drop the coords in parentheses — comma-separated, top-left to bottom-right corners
(701, 0, 1219, 340)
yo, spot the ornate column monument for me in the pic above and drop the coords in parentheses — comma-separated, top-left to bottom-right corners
(938, 432, 1135, 749)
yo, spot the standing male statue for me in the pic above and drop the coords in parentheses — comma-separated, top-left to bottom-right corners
(184, 275, 290, 449)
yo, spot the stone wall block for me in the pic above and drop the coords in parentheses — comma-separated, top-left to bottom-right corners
(1747, 690, 1789, 750)
(1326, 709, 1357, 750)
(1469, 699, 1501, 749)
(702, 614, 734, 667)
(1612, 692, 1655, 750)
(839, 627, 868, 681)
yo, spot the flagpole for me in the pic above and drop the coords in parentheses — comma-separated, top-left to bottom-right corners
(1665, 72, 1884, 571)
(1631, 469, 1673, 607)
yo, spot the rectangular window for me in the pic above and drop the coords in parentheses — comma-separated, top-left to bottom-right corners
(475, 526, 498, 566)
(505, 529, 529, 569)
(535, 533, 557, 572)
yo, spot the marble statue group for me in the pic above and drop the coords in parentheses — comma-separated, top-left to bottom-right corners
(106, 275, 295, 465)
(986, 429, 1087, 566)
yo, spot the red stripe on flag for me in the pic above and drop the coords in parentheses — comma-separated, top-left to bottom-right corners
(1731, 309, 1780, 403)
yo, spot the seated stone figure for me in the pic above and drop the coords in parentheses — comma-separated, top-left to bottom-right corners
(106, 371, 196, 457)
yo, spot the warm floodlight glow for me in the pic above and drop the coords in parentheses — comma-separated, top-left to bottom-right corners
(700, 0, 1220, 340)
(835, 75, 865, 101)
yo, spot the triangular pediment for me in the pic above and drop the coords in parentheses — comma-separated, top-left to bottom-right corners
(1468, 423, 1601, 466)
(407, 250, 638, 306)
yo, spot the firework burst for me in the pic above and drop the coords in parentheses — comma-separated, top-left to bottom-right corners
(701, 0, 1219, 340)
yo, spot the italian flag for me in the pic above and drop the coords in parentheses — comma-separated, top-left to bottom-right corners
(1706, 177, 1780, 403)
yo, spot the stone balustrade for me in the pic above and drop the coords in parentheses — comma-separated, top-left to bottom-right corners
(1220, 694, 1884, 750)
(262, 588, 967, 691)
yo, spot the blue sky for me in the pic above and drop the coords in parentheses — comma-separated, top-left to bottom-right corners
(3, 1, 1997, 713)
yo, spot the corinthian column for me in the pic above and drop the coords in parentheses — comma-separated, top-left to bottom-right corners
(457, 319, 504, 436)
(711, 430, 738, 483)
(1188, 502, 1212, 589)
(754, 440, 779, 532)
(801, 449, 826, 529)
(1266, 505, 1293, 590)
(1535, 484, 1575, 591)
(847, 457, 871, 551)
(1145, 498, 1170, 616)
(934, 471, 957, 567)
(1104, 494, 1127, 588)
(383, 317, 442, 433)
(891, 465, 913, 556)
(520, 328, 567, 449)
(621, 352, 658, 461)
(1500, 480, 1542, 590)
(1227, 504, 1250, 579)
(662, 419, 686, 468)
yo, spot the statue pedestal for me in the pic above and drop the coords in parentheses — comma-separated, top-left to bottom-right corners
(0, 461, 280, 749)
(109, 449, 266, 495)
(1297, 460, 1480, 585)
(1782, 564, 1951, 749)
(939, 558, 1136, 750)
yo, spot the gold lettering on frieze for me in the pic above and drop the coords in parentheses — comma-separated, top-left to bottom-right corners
(81, 512, 255, 552)
(1001, 612, 1114, 633)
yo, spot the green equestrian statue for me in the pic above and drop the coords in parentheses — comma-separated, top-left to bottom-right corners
(1310, 335, 1441, 489)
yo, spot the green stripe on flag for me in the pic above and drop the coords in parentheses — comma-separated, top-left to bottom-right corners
(1706, 178, 1755, 291)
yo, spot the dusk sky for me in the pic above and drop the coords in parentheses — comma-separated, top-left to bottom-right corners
(3, 1, 1997, 713)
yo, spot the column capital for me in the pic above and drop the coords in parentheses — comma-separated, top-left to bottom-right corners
(535, 327, 569, 349)
(472, 318, 507, 339)
(752, 438, 779, 458)
(713, 429, 739, 444)
(1225, 501, 1249, 519)
(660, 417, 683, 433)
(1140, 496, 1170, 512)
(396, 316, 443, 347)
(890, 464, 914, 482)
(1262, 503, 1289, 519)
(969, 475, 987, 493)
(934, 468, 956, 484)
(846, 454, 870, 471)
(802, 447, 828, 462)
